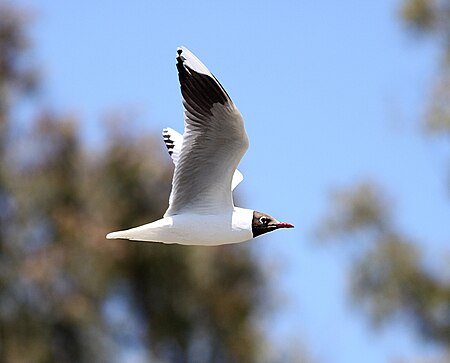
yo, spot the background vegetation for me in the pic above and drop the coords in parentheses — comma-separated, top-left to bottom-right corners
(318, 0, 450, 361)
(0, 1, 449, 362)
(0, 4, 267, 363)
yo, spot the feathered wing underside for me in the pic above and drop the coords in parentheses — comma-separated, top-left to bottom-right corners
(162, 128, 183, 165)
(162, 127, 244, 191)
(164, 47, 248, 217)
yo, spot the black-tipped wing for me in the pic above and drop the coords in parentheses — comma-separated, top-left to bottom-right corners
(162, 127, 183, 165)
(162, 127, 245, 191)
(164, 47, 248, 216)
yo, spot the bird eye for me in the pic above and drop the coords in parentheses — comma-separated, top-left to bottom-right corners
(259, 216, 270, 225)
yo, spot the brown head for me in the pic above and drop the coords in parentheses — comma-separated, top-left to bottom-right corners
(251, 211, 294, 238)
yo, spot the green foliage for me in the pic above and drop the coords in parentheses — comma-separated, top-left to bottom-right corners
(401, 0, 450, 135)
(0, 3, 266, 363)
(317, 182, 390, 240)
(316, 4, 450, 356)
(400, 0, 436, 32)
(315, 4, 450, 362)
(318, 180, 450, 351)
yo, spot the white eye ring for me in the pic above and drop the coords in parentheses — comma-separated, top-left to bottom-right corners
(259, 216, 269, 225)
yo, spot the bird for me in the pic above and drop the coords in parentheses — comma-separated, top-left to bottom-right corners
(106, 47, 293, 245)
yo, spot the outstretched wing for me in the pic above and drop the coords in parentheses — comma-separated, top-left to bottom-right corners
(162, 127, 183, 166)
(162, 127, 244, 191)
(164, 47, 248, 216)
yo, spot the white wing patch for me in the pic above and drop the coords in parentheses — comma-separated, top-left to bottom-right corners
(162, 128, 183, 165)
(162, 127, 244, 191)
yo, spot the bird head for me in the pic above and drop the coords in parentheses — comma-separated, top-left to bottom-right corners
(251, 211, 294, 238)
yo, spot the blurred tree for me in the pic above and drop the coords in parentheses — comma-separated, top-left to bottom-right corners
(0, 3, 266, 363)
(0, 4, 40, 362)
(317, 1, 450, 361)
(401, 0, 450, 134)
(318, 181, 450, 346)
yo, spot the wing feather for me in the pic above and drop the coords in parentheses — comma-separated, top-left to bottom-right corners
(162, 127, 244, 191)
(164, 47, 248, 216)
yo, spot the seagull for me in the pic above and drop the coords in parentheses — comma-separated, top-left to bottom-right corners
(106, 47, 293, 245)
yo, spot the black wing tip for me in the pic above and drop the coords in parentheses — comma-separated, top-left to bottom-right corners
(175, 47, 231, 112)
(176, 48, 188, 82)
(162, 128, 173, 139)
(162, 128, 176, 152)
(176, 49, 183, 64)
(176, 47, 187, 67)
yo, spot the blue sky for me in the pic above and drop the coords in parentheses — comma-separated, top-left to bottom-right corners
(18, 0, 449, 362)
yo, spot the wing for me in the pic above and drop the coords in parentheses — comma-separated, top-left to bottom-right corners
(164, 47, 249, 216)
(162, 127, 244, 191)
(162, 127, 183, 166)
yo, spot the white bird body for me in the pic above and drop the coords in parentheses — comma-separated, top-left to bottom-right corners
(106, 47, 293, 245)
(107, 207, 253, 245)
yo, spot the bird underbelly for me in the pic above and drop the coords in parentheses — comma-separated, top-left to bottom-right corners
(172, 227, 251, 246)
(125, 214, 253, 246)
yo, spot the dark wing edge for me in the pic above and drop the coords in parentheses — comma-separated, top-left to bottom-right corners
(176, 47, 233, 123)
(163, 47, 248, 216)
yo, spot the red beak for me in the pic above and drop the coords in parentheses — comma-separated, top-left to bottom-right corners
(276, 222, 294, 229)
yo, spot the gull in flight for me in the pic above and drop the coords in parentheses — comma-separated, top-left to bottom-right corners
(106, 47, 293, 245)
